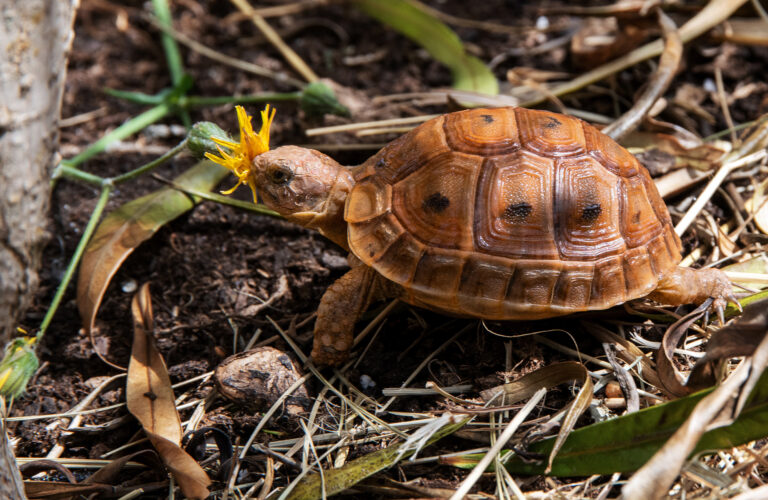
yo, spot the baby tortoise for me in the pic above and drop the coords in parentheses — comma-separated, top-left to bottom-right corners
(233, 106, 736, 366)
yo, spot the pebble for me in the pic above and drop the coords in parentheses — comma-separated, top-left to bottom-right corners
(214, 347, 310, 415)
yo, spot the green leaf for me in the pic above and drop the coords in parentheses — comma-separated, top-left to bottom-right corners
(76, 160, 230, 335)
(285, 416, 469, 500)
(354, 0, 498, 95)
(447, 370, 768, 476)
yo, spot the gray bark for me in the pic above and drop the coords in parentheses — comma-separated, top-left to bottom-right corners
(0, 1, 77, 340)
(0, 1, 79, 498)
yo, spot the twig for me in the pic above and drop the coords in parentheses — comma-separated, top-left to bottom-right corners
(229, 0, 319, 83)
(520, 0, 751, 108)
(603, 9, 682, 141)
(675, 150, 767, 236)
(145, 14, 305, 88)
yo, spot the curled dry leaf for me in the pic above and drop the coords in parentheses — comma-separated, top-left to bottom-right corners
(689, 297, 768, 387)
(77, 161, 229, 336)
(570, 16, 649, 71)
(480, 361, 593, 472)
(127, 283, 211, 499)
(623, 305, 768, 500)
(583, 321, 663, 390)
(656, 302, 711, 398)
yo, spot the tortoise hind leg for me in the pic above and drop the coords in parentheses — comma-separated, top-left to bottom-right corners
(311, 262, 392, 366)
(647, 266, 740, 323)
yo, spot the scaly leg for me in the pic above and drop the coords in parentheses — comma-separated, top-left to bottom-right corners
(311, 262, 392, 366)
(647, 266, 740, 323)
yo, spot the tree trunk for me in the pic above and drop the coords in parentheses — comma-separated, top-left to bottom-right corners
(0, 1, 79, 497)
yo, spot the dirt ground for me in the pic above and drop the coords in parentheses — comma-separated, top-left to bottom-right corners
(12, 0, 768, 497)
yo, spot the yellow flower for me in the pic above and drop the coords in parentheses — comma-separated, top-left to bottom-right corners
(205, 105, 276, 202)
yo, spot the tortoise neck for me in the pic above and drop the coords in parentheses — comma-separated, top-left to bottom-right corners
(287, 164, 354, 251)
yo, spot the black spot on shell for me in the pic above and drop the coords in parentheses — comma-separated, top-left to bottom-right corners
(633, 211, 641, 223)
(544, 117, 562, 129)
(582, 203, 602, 222)
(375, 157, 388, 169)
(423, 192, 450, 213)
(503, 202, 532, 221)
(481, 114, 494, 124)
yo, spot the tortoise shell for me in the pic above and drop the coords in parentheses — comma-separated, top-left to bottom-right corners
(344, 107, 682, 320)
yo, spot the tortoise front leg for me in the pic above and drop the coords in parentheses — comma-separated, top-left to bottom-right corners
(311, 263, 385, 366)
(647, 266, 739, 322)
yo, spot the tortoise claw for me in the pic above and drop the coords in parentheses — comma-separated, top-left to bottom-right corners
(716, 303, 726, 326)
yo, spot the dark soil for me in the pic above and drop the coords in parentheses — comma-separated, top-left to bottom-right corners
(13, 0, 768, 497)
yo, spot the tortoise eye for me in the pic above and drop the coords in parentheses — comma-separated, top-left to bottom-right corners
(268, 165, 293, 185)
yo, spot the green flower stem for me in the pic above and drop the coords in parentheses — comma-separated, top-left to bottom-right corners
(61, 102, 171, 168)
(160, 179, 280, 217)
(38, 184, 113, 337)
(53, 166, 104, 186)
(54, 138, 187, 188)
(111, 139, 188, 184)
(182, 93, 300, 108)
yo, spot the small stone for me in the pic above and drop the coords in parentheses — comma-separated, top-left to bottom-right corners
(121, 279, 137, 293)
(214, 347, 310, 416)
(321, 253, 349, 271)
(359, 374, 376, 391)
(536, 16, 550, 30)
(605, 380, 623, 398)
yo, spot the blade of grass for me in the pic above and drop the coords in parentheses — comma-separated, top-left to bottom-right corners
(354, 0, 498, 94)
(151, 0, 191, 127)
(59, 102, 171, 168)
(38, 184, 112, 337)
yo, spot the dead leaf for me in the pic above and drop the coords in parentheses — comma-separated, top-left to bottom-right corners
(656, 302, 711, 398)
(127, 283, 211, 499)
(480, 361, 593, 472)
(77, 161, 229, 337)
(623, 302, 768, 500)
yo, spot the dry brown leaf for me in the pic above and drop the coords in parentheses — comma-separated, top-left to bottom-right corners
(23, 481, 114, 499)
(623, 304, 768, 500)
(583, 321, 663, 389)
(77, 161, 228, 338)
(480, 361, 593, 472)
(570, 16, 648, 71)
(127, 283, 211, 499)
(656, 303, 711, 398)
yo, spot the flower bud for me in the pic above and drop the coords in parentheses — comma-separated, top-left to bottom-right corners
(187, 121, 231, 158)
(0, 337, 39, 398)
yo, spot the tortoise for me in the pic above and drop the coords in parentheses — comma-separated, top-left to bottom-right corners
(245, 107, 735, 366)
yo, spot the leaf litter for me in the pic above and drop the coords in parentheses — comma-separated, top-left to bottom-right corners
(12, 0, 768, 498)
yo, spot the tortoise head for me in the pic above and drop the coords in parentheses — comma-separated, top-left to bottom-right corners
(250, 145, 354, 249)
